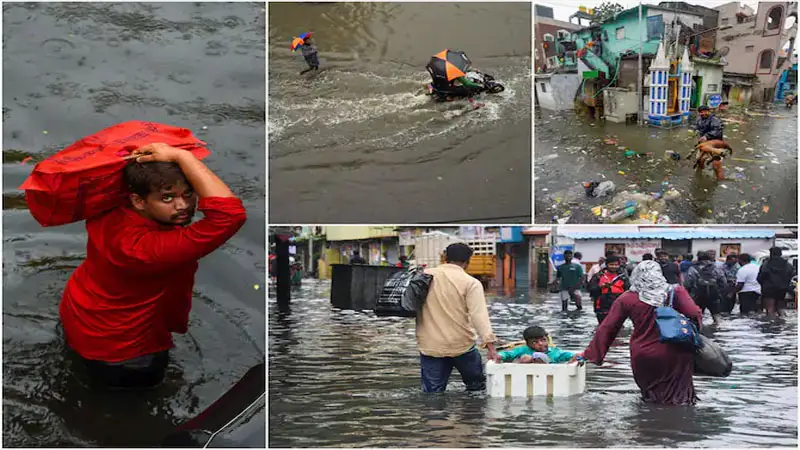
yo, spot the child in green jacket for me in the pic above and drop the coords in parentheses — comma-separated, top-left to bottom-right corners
(495, 326, 582, 364)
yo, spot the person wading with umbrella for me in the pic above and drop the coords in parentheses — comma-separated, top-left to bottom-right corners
(426, 49, 484, 109)
(291, 32, 319, 74)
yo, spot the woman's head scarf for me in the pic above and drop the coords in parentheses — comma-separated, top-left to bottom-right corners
(630, 260, 669, 307)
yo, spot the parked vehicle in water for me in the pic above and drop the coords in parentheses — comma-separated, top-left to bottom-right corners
(161, 363, 265, 448)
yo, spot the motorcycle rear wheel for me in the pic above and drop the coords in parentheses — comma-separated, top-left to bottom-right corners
(486, 83, 505, 94)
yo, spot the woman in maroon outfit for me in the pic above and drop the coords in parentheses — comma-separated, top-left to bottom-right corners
(584, 260, 703, 405)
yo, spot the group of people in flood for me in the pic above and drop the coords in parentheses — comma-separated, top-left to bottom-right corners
(413, 242, 794, 407)
(556, 247, 794, 323)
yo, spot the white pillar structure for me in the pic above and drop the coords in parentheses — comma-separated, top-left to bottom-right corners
(648, 41, 670, 123)
(679, 46, 693, 118)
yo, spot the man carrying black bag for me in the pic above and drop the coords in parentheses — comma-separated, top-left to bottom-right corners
(758, 247, 795, 318)
(415, 243, 499, 393)
(375, 265, 432, 317)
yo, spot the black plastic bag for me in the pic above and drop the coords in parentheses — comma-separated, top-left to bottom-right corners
(694, 334, 733, 377)
(374, 268, 433, 317)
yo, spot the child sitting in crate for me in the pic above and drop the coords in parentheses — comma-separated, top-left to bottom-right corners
(495, 326, 582, 364)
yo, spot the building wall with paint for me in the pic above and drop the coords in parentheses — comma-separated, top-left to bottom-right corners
(715, 2, 797, 102)
(775, 62, 798, 100)
(535, 73, 581, 110)
(603, 87, 640, 122)
(724, 82, 754, 106)
(572, 239, 662, 262)
(693, 60, 724, 105)
(325, 226, 398, 241)
(691, 238, 775, 259)
(571, 238, 774, 263)
(535, 17, 582, 72)
(574, 7, 705, 70)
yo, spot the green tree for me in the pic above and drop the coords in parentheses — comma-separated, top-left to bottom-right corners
(593, 2, 625, 23)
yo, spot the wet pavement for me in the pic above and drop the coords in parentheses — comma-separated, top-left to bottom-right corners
(534, 106, 798, 224)
(268, 2, 531, 223)
(269, 280, 797, 448)
(3, 3, 265, 447)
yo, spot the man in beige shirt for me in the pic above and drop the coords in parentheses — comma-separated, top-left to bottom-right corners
(416, 243, 499, 392)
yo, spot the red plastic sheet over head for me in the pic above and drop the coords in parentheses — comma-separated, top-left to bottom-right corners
(19, 121, 210, 227)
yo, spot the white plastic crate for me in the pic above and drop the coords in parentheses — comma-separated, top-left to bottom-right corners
(485, 360, 586, 397)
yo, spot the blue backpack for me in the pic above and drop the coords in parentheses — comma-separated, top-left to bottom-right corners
(655, 287, 702, 348)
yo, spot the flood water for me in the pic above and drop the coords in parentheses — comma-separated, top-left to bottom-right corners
(269, 280, 797, 448)
(534, 106, 798, 224)
(3, 3, 265, 446)
(268, 2, 532, 223)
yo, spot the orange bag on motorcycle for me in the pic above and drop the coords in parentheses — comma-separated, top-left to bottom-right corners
(19, 121, 210, 227)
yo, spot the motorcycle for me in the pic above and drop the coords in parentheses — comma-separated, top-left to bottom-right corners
(425, 70, 505, 102)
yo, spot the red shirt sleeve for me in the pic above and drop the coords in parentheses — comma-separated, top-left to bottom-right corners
(111, 196, 247, 271)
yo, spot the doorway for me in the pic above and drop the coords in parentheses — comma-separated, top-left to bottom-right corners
(536, 249, 550, 288)
(764, 87, 776, 102)
(660, 239, 691, 259)
(515, 244, 530, 289)
(691, 75, 703, 108)
(668, 77, 679, 113)
(722, 83, 731, 103)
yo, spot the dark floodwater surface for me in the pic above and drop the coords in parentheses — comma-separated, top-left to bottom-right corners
(3, 2, 265, 447)
(269, 2, 532, 223)
(269, 281, 797, 448)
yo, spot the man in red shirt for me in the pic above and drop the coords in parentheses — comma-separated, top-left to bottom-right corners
(588, 255, 630, 324)
(60, 143, 247, 389)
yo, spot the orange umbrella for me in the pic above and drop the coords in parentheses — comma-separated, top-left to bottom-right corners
(291, 32, 313, 51)
(427, 49, 471, 82)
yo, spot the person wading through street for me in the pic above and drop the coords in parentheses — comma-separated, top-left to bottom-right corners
(416, 243, 499, 392)
(735, 253, 761, 315)
(60, 143, 247, 389)
(721, 254, 741, 313)
(620, 255, 634, 277)
(574, 252, 586, 273)
(588, 255, 630, 324)
(656, 249, 682, 285)
(680, 254, 694, 277)
(556, 250, 584, 312)
(693, 105, 731, 180)
(758, 247, 795, 318)
(695, 105, 723, 142)
(684, 251, 725, 325)
(584, 261, 703, 405)
(587, 257, 605, 281)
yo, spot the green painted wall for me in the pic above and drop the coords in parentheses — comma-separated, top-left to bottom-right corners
(574, 7, 663, 72)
